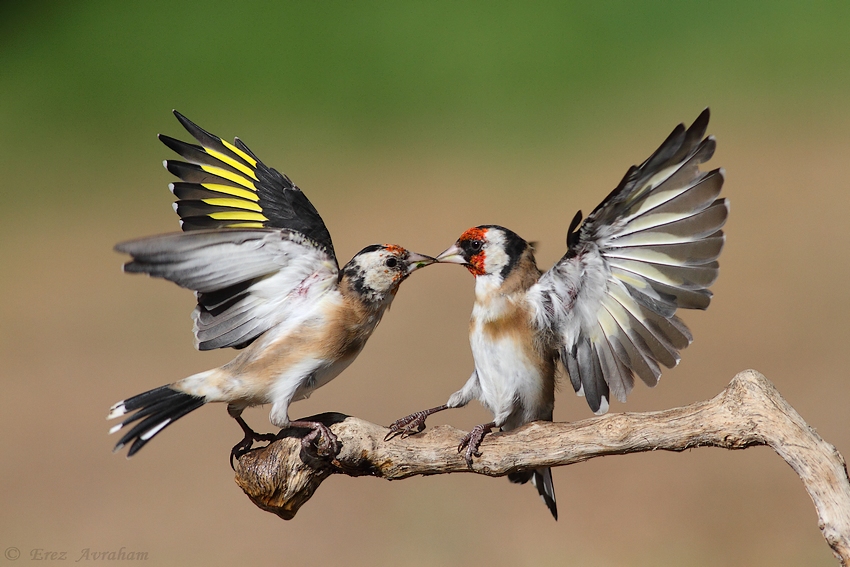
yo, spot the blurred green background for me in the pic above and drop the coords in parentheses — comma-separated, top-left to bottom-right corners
(2, 2, 849, 566)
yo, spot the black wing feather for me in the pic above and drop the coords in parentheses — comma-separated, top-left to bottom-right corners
(162, 111, 337, 265)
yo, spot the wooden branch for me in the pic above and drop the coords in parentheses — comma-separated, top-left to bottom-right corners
(233, 370, 850, 565)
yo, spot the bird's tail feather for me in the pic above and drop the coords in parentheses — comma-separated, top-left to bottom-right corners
(508, 467, 558, 520)
(108, 385, 206, 457)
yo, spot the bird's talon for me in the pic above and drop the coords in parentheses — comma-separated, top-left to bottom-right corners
(383, 427, 400, 442)
(230, 419, 278, 469)
(255, 432, 277, 443)
(292, 420, 341, 457)
(385, 412, 429, 441)
(230, 440, 253, 469)
(457, 423, 494, 466)
(300, 428, 320, 450)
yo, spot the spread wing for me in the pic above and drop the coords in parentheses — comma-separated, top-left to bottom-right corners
(159, 111, 337, 265)
(116, 229, 339, 351)
(529, 109, 728, 414)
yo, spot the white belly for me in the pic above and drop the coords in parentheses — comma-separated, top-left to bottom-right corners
(469, 324, 548, 429)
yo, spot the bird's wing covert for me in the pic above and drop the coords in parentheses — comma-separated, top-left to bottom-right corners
(116, 229, 339, 350)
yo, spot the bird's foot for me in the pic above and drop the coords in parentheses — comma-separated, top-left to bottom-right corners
(384, 404, 450, 441)
(288, 420, 341, 458)
(458, 422, 496, 467)
(385, 412, 428, 440)
(230, 419, 278, 469)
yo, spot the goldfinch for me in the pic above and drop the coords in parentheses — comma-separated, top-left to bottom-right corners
(387, 109, 728, 520)
(109, 111, 434, 460)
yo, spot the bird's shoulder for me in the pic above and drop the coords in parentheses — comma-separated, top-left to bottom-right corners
(501, 252, 543, 294)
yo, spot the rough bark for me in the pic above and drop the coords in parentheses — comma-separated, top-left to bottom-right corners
(233, 370, 850, 565)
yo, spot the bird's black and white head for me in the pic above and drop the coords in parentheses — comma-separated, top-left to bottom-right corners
(340, 244, 434, 305)
(437, 225, 534, 283)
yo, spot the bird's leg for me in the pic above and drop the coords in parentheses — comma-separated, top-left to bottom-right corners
(230, 414, 277, 469)
(287, 419, 341, 457)
(458, 421, 497, 467)
(384, 404, 451, 441)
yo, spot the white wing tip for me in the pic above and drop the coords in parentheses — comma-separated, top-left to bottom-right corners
(593, 396, 610, 415)
(107, 402, 127, 420)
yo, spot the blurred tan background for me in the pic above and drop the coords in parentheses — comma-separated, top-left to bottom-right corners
(1, 2, 849, 566)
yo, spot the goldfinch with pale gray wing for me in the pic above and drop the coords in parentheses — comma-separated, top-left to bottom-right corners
(387, 109, 728, 520)
(109, 111, 434, 461)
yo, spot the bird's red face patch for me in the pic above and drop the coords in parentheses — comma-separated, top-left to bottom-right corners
(459, 227, 487, 242)
(459, 227, 488, 276)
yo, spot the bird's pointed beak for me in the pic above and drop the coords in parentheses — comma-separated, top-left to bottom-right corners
(405, 252, 436, 274)
(436, 243, 467, 265)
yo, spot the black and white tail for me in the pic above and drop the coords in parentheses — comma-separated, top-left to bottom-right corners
(108, 385, 206, 456)
(509, 467, 558, 520)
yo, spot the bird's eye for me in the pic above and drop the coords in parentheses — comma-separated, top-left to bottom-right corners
(470, 240, 483, 252)
(385, 257, 398, 268)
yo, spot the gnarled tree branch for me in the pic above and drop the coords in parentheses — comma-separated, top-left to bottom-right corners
(233, 370, 850, 565)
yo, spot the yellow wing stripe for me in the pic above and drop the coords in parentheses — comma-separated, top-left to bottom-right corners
(222, 139, 258, 167)
(200, 183, 259, 201)
(204, 148, 258, 180)
(202, 198, 263, 212)
(209, 211, 268, 222)
(200, 165, 256, 190)
(223, 222, 265, 228)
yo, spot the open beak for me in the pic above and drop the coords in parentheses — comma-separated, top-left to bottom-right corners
(436, 243, 467, 265)
(405, 252, 436, 275)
